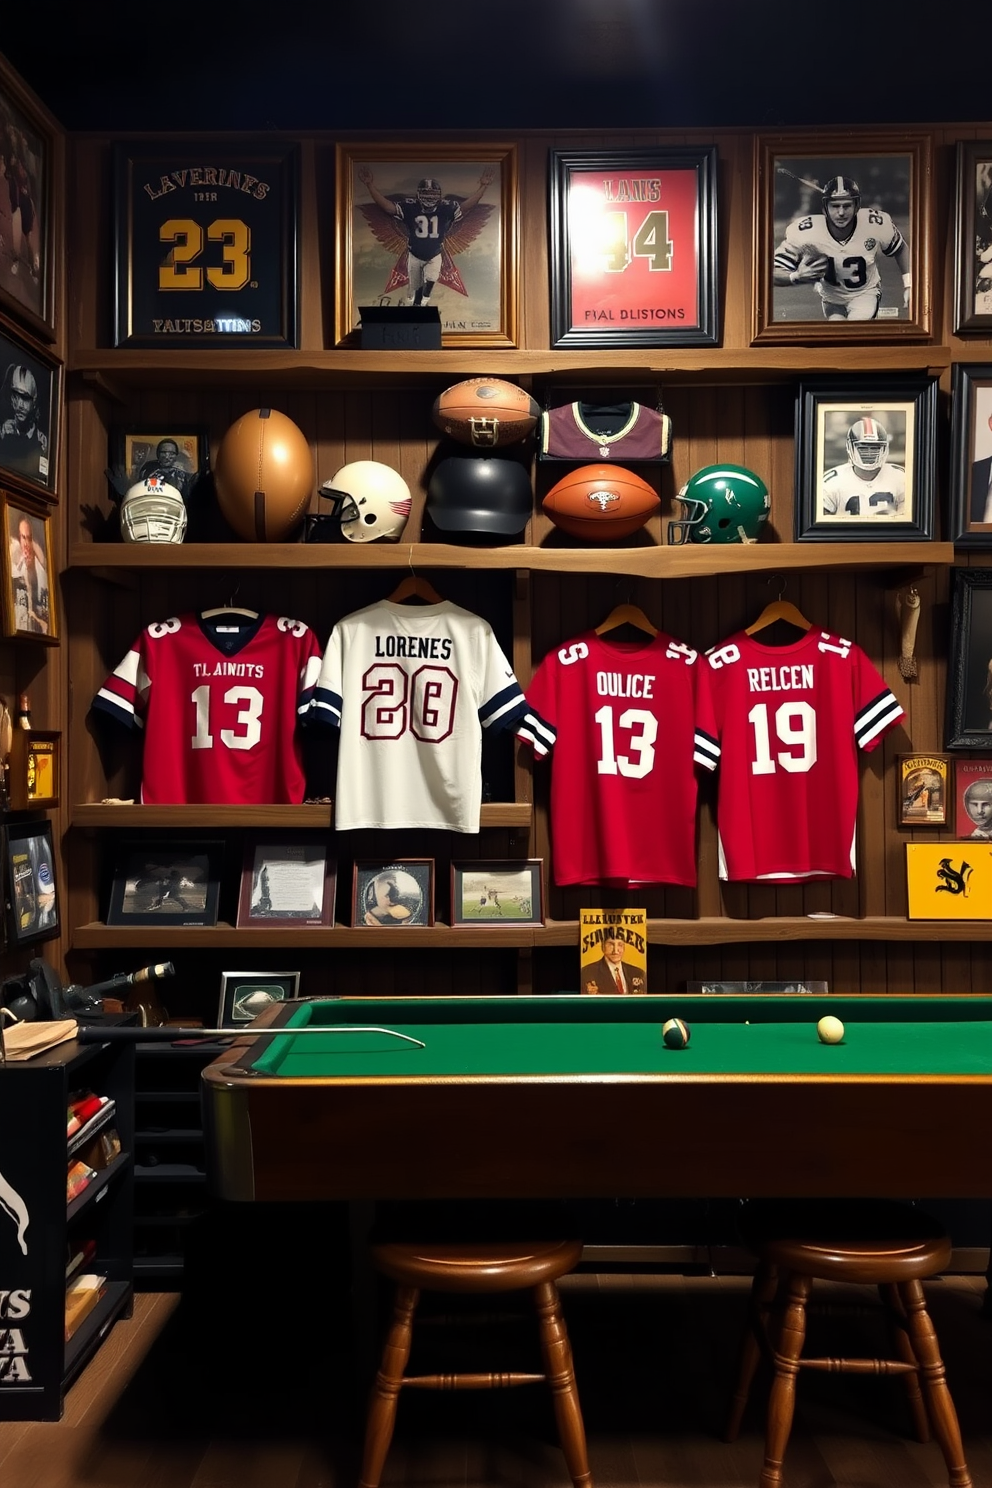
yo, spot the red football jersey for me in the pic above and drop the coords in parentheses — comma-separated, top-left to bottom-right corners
(93, 611, 322, 804)
(517, 630, 710, 886)
(695, 629, 904, 881)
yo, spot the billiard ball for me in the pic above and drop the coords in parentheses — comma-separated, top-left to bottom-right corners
(817, 1015, 845, 1045)
(663, 1017, 690, 1049)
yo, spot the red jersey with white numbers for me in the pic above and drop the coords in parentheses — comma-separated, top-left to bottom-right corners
(695, 629, 904, 881)
(93, 612, 322, 804)
(517, 630, 711, 886)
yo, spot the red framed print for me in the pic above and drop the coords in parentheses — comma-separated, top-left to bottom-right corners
(954, 760, 992, 839)
(548, 146, 719, 349)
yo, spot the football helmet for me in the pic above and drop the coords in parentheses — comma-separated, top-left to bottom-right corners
(668, 463, 770, 546)
(416, 178, 442, 210)
(319, 460, 412, 544)
(847, 417, 889, 472)
(427, 454, 533, 537)
(120, 475, 187, 544)
(821, 175, 861, 213)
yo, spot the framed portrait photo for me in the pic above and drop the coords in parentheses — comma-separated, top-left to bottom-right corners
(450, 860, 544, 927)
(112, 140, 300, 348)
(335, 143, 518, 348)
(237, 836, 335, 928)
(352, 859, 434, 928)
(753, 133, 931, 343)
(793, 376, 937, 542)
(946, 570, 992, 750)
(548, 146, 719, 349)
(218, 969, 301, 1028)
(4, 818, 58, 947)
(111, 426, 209, 504)
(0, 322, 60, 502)
(1, 494, 57, 640)
(947, 363, 992, 548)
(0, 59, 57, 342)
(106, 840, 222, 927)
(953, 141, 992, 335)
(897, 754, 949, 828)
(954, 760, 992, 839)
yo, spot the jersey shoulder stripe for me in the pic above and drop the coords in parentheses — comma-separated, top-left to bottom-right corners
(694, 729, 720, 770)
(311, 685, 343, 728)
(93, 682, 141, 729)
(480, 682, 528, 731)
(855, 688, 904, 748)
(516, 709, 555, 757)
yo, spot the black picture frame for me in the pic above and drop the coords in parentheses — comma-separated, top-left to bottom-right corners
(947, 363, 992, 548)
(112, 140, 300, 348)
(450, 860, 544, 927)
(218, 969, 301, 1027)
(0, 57, 57, 343)
(793, 375, 937, 542)
(4, 817, 58, 946)
(548, 146, 719, 350)
(953, 140, 992, 335)
(237, 836, 336, 928)
(0, 320, 60, 502)
(947, 570, 992, 750)
(352, 859, 434, 928)
(106, 840, 222, 926)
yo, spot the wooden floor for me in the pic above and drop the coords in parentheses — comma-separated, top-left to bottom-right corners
(1, 1271, 990, 1488)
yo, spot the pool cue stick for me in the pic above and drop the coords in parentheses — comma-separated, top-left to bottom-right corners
(75, 1023, 426, 1047)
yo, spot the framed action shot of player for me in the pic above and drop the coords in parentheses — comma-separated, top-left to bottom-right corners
(218, 970, 300, 1028)
(1, 493, 57, 641)
(450, 860, 544, 927)
(335, 143, 519, 349)
(897, 754, 949, 828)
(952, 141, 992, 335)
(111, 426, 209, 503)
(4, 817, 58, 947)
(946, 570, 992, 751)
(947, 364, 992, 548)
(106, 840, 222, 927)
(237, 836, 336, 929)
(752, 133, 931, 344)
(0, 321, 60, 503)
(112, 140, 301, 348)
(0, 57, 59, 343)
(793, 376, 937, 543)
(547, 146, 719, 350)
(352, 860, 434, 929)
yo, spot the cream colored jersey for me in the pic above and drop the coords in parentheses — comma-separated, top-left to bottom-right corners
(821, 460, 907, 518)
(775, 208, 905, 302)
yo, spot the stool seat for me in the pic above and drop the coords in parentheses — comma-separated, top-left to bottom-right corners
(739, 1198, 953, 1285)
(372, 1237, 584, 1292)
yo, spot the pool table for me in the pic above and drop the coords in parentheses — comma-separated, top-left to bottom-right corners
(200, 995, 992, 1204)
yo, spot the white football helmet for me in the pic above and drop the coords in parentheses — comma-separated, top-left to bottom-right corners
(847, 418, 888, 473)
(120, 475, 187, 544)
(320, 460, 412, 544)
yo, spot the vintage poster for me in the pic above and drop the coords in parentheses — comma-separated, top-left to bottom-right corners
(579, 907, 647, 995)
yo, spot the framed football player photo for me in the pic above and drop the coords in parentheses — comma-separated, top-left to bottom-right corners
(106, 840, 222, 927)
(0, 56, 59, 342)
(752, 132, 931, 344)
(1, 493, 57, 641)
(793, 376, 937, 543)
(111, 426, 209, 505)
(946, 570, 992, 751)
(450, 860, 545, 927)
(0, 321, 60, 502)
(352, 860, 434, 929)
(548, 146, 719, 349)
(947, 364, 992, 548)
(334, 142, 519, 349)
(952, 140, 992, 335)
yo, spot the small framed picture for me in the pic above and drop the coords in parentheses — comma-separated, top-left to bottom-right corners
(0, 322, 60, 502)
(897, 754, 949, 827)
(7, 728, 59, 809)
(237, 836, 336, 928)
(954, 760, 992, 839)
(4, 818, 58, 946)
(953, 140, 992, 335)
(793, 376, 937, 542)
(106, 840, 222, 927)
(111, 427, 209, 504)
(218, 970, 301, 1028)
(352, 860, 434, 928)
(947, 364, 992, 547)
(450, 860, 544, 926)
(946, 570, 992, 751)
(2, 493, 57, 640)
(0, 56, 58, 342)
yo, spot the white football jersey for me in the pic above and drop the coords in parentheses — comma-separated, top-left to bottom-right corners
(821, 461, 907, 517)
(775, 208, 904, 301)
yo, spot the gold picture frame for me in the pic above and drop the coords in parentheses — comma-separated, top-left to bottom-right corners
(1, 492, 57, 640)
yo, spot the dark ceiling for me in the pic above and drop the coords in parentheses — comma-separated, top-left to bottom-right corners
(0, 0, 981, 134)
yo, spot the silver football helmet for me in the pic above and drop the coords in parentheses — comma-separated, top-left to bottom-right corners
(120, 475, 187, 544)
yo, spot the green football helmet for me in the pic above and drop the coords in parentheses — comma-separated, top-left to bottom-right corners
(668, 463, 770, 545)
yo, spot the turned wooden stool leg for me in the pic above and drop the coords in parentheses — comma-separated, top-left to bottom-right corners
(533, 1279, 593, 1488)
(725, 1260, 780, 1442)
(359, 1284, 420, 1488)
(759, 1269, 810, 1488)
(898, 1279, 973, 1488)
(879, 1280, 930, 1444)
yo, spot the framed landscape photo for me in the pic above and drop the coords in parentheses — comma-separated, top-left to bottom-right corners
(946, 570, 992, 750)
(106, 840, 222, 927)
(793, 376, 937, 542)
(953, 141, 992, 334)
(0, 57, 57, 342)
(897, 754, 949, 827)
(218, 970, 300, 1028)
(548, 146, 719, 349)
(352, 860, 434, 928)
(451, 860, 544, 927)
(0, 322, 60, 501)
(237, 836, 336, 928)
(111, 426, 209, 504)
(752, 132, 931, 343)
(4, 818, 58, 946)
(948, 363, 992, 547)
(954, 759, 992, 839)
(112, 139, 300, 348)
(2, 494, 57, 640)
(335, 142, 518, 348)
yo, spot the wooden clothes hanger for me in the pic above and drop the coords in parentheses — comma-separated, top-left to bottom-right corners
(595, 602, 658, 638)
(388, 553, 444, 605)
(745, 578, 811, 637)
(201, 605, 260, 620)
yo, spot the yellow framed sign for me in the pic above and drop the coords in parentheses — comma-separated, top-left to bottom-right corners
(906, 842, 992, 919)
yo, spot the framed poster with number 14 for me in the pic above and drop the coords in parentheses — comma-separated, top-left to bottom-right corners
(112, 141, 300, 348)
(548, 146, 719, 349)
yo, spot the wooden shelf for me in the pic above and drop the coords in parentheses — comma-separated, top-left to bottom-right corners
(72, 922, 542, 950)
(70, 801, 531, 830)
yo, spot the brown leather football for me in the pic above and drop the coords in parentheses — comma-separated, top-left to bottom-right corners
(432, 377, 539, 448)
(214, 408, 313, 541)
(542, 463, 659, 541)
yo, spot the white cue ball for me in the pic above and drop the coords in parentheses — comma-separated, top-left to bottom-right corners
(817, 1015, 845, 1045)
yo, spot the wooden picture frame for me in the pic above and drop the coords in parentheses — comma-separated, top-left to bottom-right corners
(1, 493, 57, 639)
(947, 363, 992, 547)
(352, 859, 434, 928)
(954, 759, 992, 839)
(547, 146, 719, 350)
(111, 426, 209, 503)
(218, 969, 301, 1027)
(237, 836, 335, 928)
(450, 860, 544, 926)
(0, 321, 60, 502)
(335, 142, 518, 348)
(946, 569, 992, 751)
(112, 139, 300, 348)
(953, 140, 992, 335)
(793, 376, 937, 542)
(7, 727, 59, 809)
(4, 817, 58, 946)
(106, 840, 222, 927)
(0, 57, 57, 342)
(752, 132, 931, 343)
(897, 753, 949, 827)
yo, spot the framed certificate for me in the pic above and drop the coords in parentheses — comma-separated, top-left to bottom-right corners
(237, 836, 336, 928)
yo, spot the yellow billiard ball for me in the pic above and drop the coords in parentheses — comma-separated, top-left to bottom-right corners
(817, 1015, 845, 1045)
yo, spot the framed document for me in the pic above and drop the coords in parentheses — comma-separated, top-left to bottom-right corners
(237, 836, 336, 928)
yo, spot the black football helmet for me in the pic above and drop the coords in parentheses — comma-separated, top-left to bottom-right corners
(427, 455, 532, 537)
(822, 175, 861, 213)
(416, 178, 442, 210)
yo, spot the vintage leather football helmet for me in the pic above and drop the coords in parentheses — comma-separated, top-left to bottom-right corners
(319, 460, 412, 544)
(847, 417, 889, 472)
(668, 463, 770, 545)
(120, 475, 187, 544)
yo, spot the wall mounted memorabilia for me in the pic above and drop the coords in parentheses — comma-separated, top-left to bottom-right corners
(0, 57, 56, 342)
(793, 376, 937, 542)
(947, 363, 992, 547)
(906, 843, 992, 920)
(946, 570, 992, 751)
(1, 492, 56, 639)
(954, 759, 992, 839)
(237, 836, 336, 928)
(218, 970, 300, 1027)
(3, 817, 58, 946)
(548, 146, 719, 349)
(897, 754, 949, 828)
(752, 133, 931, 343)
(953, 140, 992, 334)
(111, 426, 209, 500)
(335, 143, 518, 348)
(352, 860, 434, 928)
(450, 860, 544, 927)
(106, 841, 222, 927)
(0, 321, 60, 501)
(112, 140, 300, 348)
(7, 727, 59, 809)
(537, 384, 672, 463)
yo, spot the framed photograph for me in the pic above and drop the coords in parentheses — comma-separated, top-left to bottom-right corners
(106, 840, 222, 927)
(753, 133, 931, 343)
(0, 322, 60, 501)
(0, 58, 57, 341)
(335, 143, 518, 348)
(218, 970, 301, 1028)
(237, 836, 336, 928)
(898, 754, 949, 827)
(7, 728, 59, 809)
(3, 818, 58, 946)
(947, 363, 992, 547)
(954, 760, 992, 839)
(946, 570, 992, 750)
(111, 426, 209, 504)
(793, 376, 937, 542)
(450, 860, 545, 927)
(352, 860, 434, 928)
(112, 140, 300, 348)
(1, 494, 56, 639)
(548, 146, 719, 350)
(953, 141, 992, 334)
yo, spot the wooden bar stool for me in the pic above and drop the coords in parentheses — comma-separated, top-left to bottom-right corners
(359, 1237, 592, 1488)
(724, 1199, 972, 1488)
